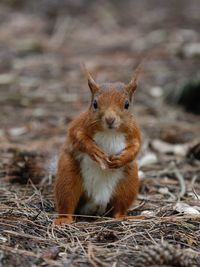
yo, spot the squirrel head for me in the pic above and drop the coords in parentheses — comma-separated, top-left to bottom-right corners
(83, 65, 140, 131)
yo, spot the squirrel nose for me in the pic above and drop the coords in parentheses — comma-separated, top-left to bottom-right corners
(105, 117, 115, 127)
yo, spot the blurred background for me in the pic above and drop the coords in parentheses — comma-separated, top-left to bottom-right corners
(0, 0, 199, 151)
(0, 2, 200, 266)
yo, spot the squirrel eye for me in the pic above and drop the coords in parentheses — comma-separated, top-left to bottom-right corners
(93, 99, 98, 109)
(124, 100, 129, 109)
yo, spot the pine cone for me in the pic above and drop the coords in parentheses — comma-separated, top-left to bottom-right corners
(134, 242, 197, 267)
(6, 149, 46, 184)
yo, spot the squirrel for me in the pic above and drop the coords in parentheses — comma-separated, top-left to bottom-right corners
(54, 66, 142, 225)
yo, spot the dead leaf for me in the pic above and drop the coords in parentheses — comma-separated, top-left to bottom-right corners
(174, 202, 200, 215)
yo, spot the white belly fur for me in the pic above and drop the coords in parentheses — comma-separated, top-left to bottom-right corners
(79, 131, 126, 215)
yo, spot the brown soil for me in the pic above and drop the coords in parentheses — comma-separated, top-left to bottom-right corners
(0, 1, 200, 266)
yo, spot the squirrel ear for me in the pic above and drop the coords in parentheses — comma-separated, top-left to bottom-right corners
(82, 63, 100, 94)
(125, 64, 141, 98)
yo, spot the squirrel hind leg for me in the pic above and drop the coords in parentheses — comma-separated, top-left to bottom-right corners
(54, 152, 83, 225)
(110, 162, 139, 219)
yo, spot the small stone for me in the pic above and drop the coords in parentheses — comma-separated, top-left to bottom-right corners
(8, 127, 28, 137)
(138, 153, 158, 167)
(174, 202, 200, 215)
(150, 86, 163, 98)
(0, 235, 7, 243)
(183, 42, 200, 58)
(158, 187, 169, 195)
(141, 210, 156, 217)
(0, 73, 15, 85)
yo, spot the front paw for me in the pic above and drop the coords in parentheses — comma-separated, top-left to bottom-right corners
(90, 148, 109, 169)
(107, 155, 125, 169)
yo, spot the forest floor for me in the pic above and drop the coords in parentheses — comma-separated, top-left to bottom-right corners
(0, 1, 200, 266)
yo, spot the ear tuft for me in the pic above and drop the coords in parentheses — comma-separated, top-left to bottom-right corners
(125, 63, 142, 97)
(81, 63, 99, 94)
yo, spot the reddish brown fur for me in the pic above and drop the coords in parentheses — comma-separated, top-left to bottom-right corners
(111, 161, 139, 218)
(54, 68, 141, 225)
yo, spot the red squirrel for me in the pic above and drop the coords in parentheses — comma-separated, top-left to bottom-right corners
(54, 66, 141, 225)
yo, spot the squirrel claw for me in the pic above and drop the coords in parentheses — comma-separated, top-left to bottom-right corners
(106, 158, 112, 164)
(107, 156, 124, 169)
